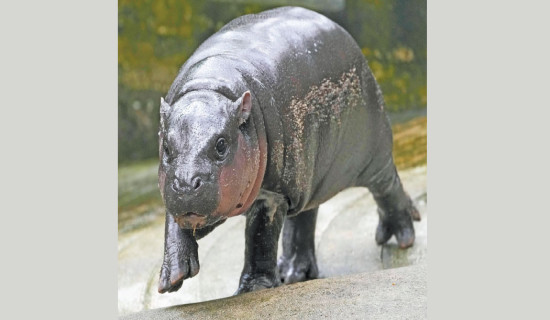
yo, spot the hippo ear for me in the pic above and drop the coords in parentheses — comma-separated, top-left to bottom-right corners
(160, 97, 170, 115)
(160, 97, 170, 128)
(237, 91, 252, 125)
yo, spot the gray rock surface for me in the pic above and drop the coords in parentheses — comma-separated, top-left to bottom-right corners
(118, 165, 427, 317)
(121, 263, 427, 320)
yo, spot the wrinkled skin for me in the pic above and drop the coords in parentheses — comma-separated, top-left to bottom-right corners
(157, 7, 420, 295)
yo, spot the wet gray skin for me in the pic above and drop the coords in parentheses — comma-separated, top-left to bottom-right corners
(157, 6, 420, 294)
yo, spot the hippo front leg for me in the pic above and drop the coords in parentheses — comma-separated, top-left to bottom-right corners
(158, 213, 200, 293)
(236, 191, 287, 294)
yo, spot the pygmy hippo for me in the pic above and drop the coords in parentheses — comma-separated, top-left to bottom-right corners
(157, 6, 420, 294)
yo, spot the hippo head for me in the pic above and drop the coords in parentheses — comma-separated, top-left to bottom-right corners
(158, 90, 264, 230)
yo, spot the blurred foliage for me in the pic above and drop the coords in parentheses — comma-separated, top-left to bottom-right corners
(118, 0, 426, 163)
(392, 116, 427, 170)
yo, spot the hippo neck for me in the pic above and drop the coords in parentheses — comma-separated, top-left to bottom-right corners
(228, 94, 268, 216)
(246, 98, 268, 208)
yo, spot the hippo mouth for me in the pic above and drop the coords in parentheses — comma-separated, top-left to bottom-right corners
(174, 212, 209, 229)
(184, 212, 203, 218)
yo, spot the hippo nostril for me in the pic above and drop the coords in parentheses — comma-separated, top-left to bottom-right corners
(192, 177, 202, 190)
(172, 180, 180, 193)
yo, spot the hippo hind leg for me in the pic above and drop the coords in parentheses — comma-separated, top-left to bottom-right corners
(359, 157, 420, 249)
(277, 208, 319, 284)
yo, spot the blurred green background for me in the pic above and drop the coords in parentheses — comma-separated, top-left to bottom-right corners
(118, 0, 427, 164)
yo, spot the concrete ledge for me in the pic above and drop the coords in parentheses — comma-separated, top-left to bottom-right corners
(121, 263, 426, 320)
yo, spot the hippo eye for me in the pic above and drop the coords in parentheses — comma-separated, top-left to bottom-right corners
(215, 137, 228, 158)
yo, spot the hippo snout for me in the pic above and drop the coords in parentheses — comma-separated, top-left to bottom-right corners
(163, 172, 220, 227)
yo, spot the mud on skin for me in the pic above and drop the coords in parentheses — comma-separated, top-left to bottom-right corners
(156, 6, 419, 295)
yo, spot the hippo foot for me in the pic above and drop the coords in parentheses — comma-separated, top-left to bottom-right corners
(277, 251, 319, 284)
(236, 271, 281, 294)
(158, 241, 200, 293)
(375, 204, 419, 249)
